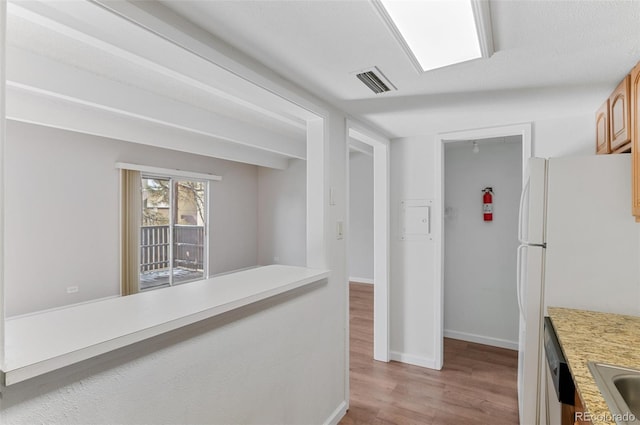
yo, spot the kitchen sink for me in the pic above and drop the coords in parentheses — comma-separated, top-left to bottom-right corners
(588, 362, 640, 424)
(615, 377, 640, 418)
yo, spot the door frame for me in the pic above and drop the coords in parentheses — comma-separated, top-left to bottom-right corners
(433, 123, 532, 369)
(346, 119, 391, 363)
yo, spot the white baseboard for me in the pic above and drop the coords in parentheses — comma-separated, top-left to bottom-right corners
(349, 276, 374, 285)
(389, 351, 437, 369)
(444, 329, 518, 350)
(323, 400, 348, 425)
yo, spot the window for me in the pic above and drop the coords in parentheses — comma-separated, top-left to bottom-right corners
(120, 165, 213, 295)
(140, 176, 207, 290)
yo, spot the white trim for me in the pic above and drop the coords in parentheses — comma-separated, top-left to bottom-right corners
(444, 329, 518, 351)
(389, 351, 436, 369)
(349, 277, 374, 285)
(370, 0, 423, 74)
(323, 401, 348, 425)
(434, 122, 532, 370)
(203, 181, 210, 279)
(115, 162, 222, 182)
(306, 117, 327, 270)
(344, 138, 351, 411)
(348, 138, 373, 156)
(347, 120, 390, 364)
(436, 122, 532, 186)
(0, 0, 6, 368)
(371, 0, 494, 74)
(373, 140, 391, 361)
(471, 0, 495, 60)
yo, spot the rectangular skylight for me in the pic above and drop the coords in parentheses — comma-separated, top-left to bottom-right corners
(376, 0, 490, 72)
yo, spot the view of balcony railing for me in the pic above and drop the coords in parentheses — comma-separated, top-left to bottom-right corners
(139, 225, 205, 290)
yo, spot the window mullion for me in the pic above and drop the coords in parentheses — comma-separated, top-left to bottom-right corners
(168, 178, 174, 287)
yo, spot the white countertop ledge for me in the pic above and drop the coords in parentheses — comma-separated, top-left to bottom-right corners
(2, 265, 330, 386)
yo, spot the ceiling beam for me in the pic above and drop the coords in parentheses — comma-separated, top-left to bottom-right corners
(7, 46, 306, 160)
(7, 87, 290, 170)
(8, 1, 314, 130)
(97, 0, 326, 123)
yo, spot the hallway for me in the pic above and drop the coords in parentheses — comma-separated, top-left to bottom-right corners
(341, 282, 519, 425)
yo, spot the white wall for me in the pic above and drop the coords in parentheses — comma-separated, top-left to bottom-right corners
(5, 120, 259, 317)
(390, 137, 437, 366)
(533, 114, 595, 158)
(257, 159, 306, 267)
(443, 140, 522, 349)
(0, 275, 340, 425)
(348, 152, 374, 282)
(209, 160, 259, 277)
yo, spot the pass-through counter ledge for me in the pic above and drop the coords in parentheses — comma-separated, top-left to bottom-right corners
(1, 265, 330, 386)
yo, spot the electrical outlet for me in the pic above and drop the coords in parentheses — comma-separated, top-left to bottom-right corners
(66, 286, 79, 294)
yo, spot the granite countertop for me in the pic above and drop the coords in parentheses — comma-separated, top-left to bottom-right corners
(548, 307, 640, 425)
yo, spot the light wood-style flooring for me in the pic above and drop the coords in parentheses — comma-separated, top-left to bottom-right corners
(340, 282, 519, 425)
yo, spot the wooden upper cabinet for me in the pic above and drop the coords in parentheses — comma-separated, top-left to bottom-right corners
(631, 62, 640, 219)
(596, 99, 610, 154)
(610, 75, 631, 152)
(601, 61, 640, 221)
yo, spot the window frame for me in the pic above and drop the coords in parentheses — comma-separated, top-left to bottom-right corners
(117, 163, 219, 295)
(139, 172, 210, 290)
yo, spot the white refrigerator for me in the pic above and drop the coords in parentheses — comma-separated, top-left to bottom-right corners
(517, 154, 640, 425)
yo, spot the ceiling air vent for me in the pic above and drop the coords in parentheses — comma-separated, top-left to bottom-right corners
(355, 66, 397, 94)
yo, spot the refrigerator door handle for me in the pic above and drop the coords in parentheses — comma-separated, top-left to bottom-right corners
(518, 179, 531, 243)
(517, 244, 527, 320)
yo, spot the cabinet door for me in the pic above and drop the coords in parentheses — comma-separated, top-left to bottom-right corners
(595, 99, 610, 154)
(610, 75, 631, 152)
(631, 62, 640, 219)
(573, 390, 591, 425)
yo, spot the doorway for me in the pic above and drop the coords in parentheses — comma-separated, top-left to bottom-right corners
(345, 120, 390, 369)
(434, 123, 532, 369)
(348, 148, 374, 287)
(443, 137, 522, 352)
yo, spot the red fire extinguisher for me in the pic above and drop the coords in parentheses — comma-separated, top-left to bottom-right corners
(482, 187, 494, 222)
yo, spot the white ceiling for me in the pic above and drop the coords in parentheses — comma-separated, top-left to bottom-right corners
(161, 0, 640, 138)
(7, 0, 640, 156)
